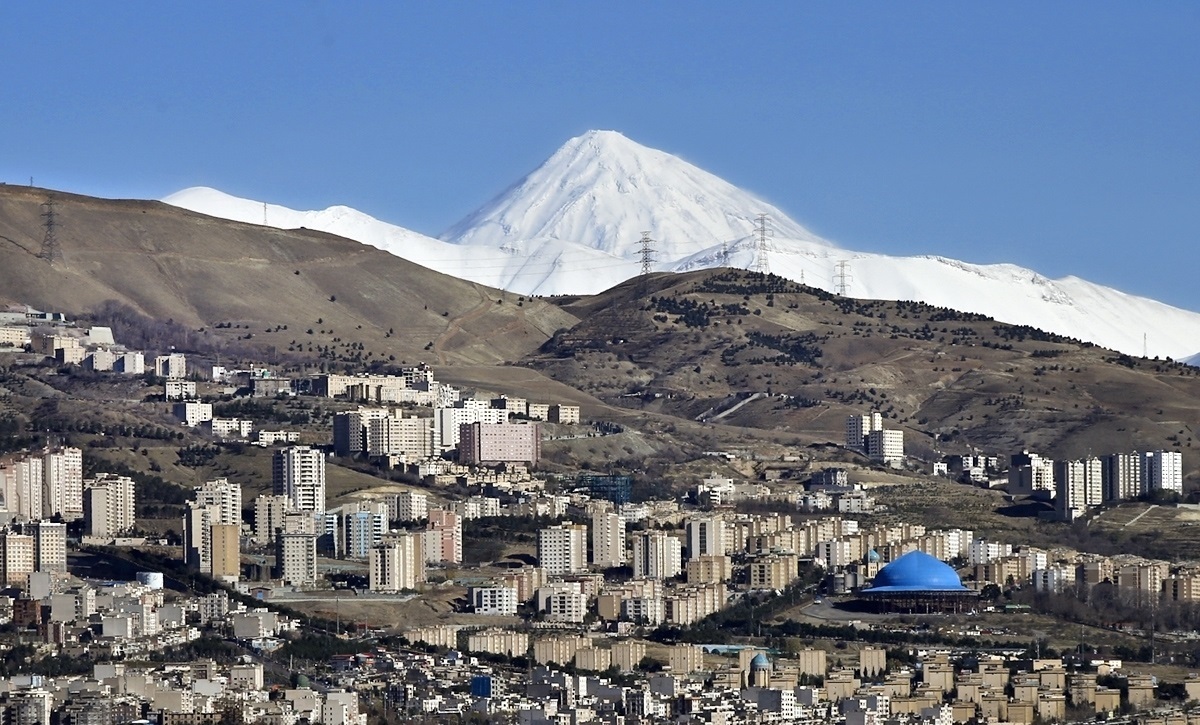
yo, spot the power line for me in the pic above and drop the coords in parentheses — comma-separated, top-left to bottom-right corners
(834, 260, 852, 296)
(38, 196, 61, 264)
(637, 231, 656, 275)
(749, 214, 773, 274)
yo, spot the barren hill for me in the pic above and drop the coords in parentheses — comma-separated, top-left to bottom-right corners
(0, 185, 576, 365)
(527, 269, 1200, 479)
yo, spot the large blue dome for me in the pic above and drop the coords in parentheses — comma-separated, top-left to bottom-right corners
(867, 551, 966, 592)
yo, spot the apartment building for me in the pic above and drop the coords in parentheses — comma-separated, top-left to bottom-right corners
(458, 422, 540, 467)
(273, 446, 326, 514)
(83, 474, 137, 538)
(369, 532, 425, 592)
(538, 522, 587, 575)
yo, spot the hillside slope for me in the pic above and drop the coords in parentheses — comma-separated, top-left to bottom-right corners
(0, 185, 576, 365)
(526, 269, 1200, 479)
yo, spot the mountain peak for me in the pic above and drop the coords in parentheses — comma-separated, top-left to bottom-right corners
(442, 131, 832, 259)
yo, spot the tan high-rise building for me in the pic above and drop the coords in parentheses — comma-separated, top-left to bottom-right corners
(424, 509, 462, 564)
(370, 533, 425, 592)
(0, 532, 35, 587)
(83, 474, 136, 538)
(686, 554, 732, 584)
(254, 494, 291, 545)
(210, 524, 240, 581)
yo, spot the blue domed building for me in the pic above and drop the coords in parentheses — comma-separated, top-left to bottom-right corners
(860, 551, 977, 613)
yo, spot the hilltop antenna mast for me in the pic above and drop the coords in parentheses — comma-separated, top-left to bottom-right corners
(38, 196, 61, 264)
(263, 202, 268, 226)
(749, 214, 773, 274)
(638, 231, 656, 275)
(720, 241, 729, 267)
(834, 260, 853, 296)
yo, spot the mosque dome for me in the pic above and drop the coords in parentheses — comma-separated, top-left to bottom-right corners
(867, 551, 966, 592)
(750, 652, 771, 669)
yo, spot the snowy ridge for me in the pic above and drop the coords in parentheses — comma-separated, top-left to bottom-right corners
(164, 131, 1200, 360)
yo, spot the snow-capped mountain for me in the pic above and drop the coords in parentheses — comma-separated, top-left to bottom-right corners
(164, 130, 1200, 360)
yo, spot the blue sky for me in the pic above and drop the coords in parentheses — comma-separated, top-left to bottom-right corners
(2, 3, 1197, 308)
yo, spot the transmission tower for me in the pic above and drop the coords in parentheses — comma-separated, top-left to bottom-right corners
(719, 241, 729, 267)
(638, 231, 656, 275)
(38, 196, 61, 264)
(834, 260, 853, 296)
(749, 214, 773, 274)
(263, 201, 268, 226)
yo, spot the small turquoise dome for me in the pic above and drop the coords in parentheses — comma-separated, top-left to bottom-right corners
(867, 551, 966, 592)
(750, 653, 770, 669)
(867, 549, 881, 563)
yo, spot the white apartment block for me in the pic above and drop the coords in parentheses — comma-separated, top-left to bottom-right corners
(277, 532, 318, 585)
(1141, 450, 1183, 495)
(968, 538, 1014, 566)
(210, 418, 253, 438)
(434, 401, 506, 450)
(83, 474, 137, 538)
(366, 412, 433, 460)
(471, 585, 518, 615)
(85, 349, 116, 372)
(332, 407, 388, 457)
(549, 404, 581, 424)
(686, 515, 726, 560)
(370, 532, 425, 592)
(394, 490, 428, 522)
(545, 590, 588, 623)
(538, 522, 587, 575)
(633, 531, 683, 580)
(43, 446, 83, 521)
(164, 380, 196, 400)
(0, 456, 42, 522)
(116, 351, 144, 375)
(185, 478, 242, 574)
(173, 401, 213, 427)
(1103, 452, 1142, 502)
(1009, 451, 1056, 496)
(1055, 458, 1103, 520)
(273, 446, 326, 514)
(525, 403, 550, 421)
(845, 412, 883, 450)
(154, 353, 187, 379)
(591, 510, 626, 568)
(193, 478, 243, 525)
(31, 521, 67, 573)
(0, 326, 30, 348)
(866, 429, 904, 467)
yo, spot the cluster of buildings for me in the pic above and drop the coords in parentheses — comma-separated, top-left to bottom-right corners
(331, 388, 582, 469)
(0, 659, 365, 725)
(845, 412, 905, 467)
(1006, 449, 1185, 520)
(377, 632, 1200, 725)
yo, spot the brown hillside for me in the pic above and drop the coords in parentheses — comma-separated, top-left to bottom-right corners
(0, 185, 576, 365)
(527, 269, 1200, 482)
